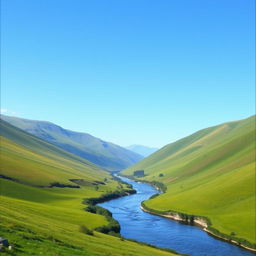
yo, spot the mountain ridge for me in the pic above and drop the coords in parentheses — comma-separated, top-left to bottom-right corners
(1, 115, 143, 171)
(0, 119, 176, 256)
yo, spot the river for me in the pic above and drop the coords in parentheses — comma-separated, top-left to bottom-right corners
(98, 176, 255, 256)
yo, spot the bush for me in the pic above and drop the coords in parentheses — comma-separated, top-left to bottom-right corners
(149, 194, 159, 199)
(83, 189, 136, 206)
(79, 225, 93, 236)
(150, 181, 167, 193)
(133, 170, 145, 177)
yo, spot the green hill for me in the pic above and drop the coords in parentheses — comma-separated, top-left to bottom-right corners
(122, 116, 256, 249)
(0, 120, 178, 256)
(1, 115, 143, 171)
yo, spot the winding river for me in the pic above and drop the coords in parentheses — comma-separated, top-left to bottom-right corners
(99, 176, 255, 256)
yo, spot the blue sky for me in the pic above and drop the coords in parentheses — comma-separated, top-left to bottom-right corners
(1, 0, 255, 148)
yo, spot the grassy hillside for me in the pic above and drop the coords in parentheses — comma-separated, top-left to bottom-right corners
(0, 120, 178, 256)
(0, 120, 108, 186)
(1, 115, 143, 171)
(122, 116, 256, 248)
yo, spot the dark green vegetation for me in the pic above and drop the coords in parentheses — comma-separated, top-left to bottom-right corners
(83, 188, 136, 205)
(122, 116, 256, 250)
(84, 189, 136, 235)
(1, 115, 143, 171)
(134, 170, 145, 177)
(85, 204, 121, 235)
(0, 120, 178, 256)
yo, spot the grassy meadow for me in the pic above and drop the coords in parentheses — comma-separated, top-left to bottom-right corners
(122, 116, 256, 248)
(0, 120, 178, 256)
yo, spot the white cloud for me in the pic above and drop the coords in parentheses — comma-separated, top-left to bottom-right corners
(0, 109, 17, 115)
(0, 108, 8, 113)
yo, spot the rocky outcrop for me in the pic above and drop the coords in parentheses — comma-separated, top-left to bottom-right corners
(193, 217, 208, 228)
(141, 204, 208, 228)
(141, 204, 256, 252)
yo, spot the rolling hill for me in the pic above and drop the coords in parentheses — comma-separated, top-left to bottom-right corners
(0, 120, 178, 256)
(126, 145, 158, 157)
(122, 115, 256, 249)
(1, 115, 143, 171)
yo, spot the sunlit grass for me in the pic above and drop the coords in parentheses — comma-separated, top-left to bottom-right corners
(122, 116, 256, 245)
(0, 121, 178, 256)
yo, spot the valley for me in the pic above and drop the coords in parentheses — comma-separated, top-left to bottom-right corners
(122, 116, 256, 251)
(99, 176, 255, 256)
(2, 1, 254, 255)
(0, 116, 255, 255)
(0, 120, 178, 256)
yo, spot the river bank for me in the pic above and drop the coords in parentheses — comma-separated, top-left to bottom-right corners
(83, 183, 136, 235)
(120, 175, 256, 252)
(140, 197, 256, 253)
(99, 176, 255, 256)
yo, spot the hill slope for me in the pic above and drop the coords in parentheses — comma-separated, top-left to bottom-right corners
(122, 116, 256, 249)
(0, 120, 177, 256)
(1, 115, 143, 171)
(0, 120, 107, 186)
(126, 144, 158, 157)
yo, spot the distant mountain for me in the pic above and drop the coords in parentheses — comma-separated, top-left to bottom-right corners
(0, 119, 107, 186)
(0, 119, 177, 256)
(1, 115, 143, 171)
(126, 145, 158, 157)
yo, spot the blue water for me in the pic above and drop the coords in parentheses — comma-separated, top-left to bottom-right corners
(99, 176, 255, 256)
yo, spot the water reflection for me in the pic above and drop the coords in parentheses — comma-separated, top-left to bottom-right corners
(99, 177, 255, 256)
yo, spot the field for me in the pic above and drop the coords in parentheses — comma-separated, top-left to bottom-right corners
(0, 120, 178, 256)
(122, 116, 256, 248)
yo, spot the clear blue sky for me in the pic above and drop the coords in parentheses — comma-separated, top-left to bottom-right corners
(1, 0, 255, 148)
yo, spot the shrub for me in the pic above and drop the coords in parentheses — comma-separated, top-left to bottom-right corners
(150, 181, 167, 193)
(79, 225, 93, 236)
(133, 170, 145, 177)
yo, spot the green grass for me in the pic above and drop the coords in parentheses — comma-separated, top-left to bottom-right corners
(0, 120, 178, 256)
(1, 114, 143, 171)
(122, 116, 256, 247)
(0, 191, 177, 256)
